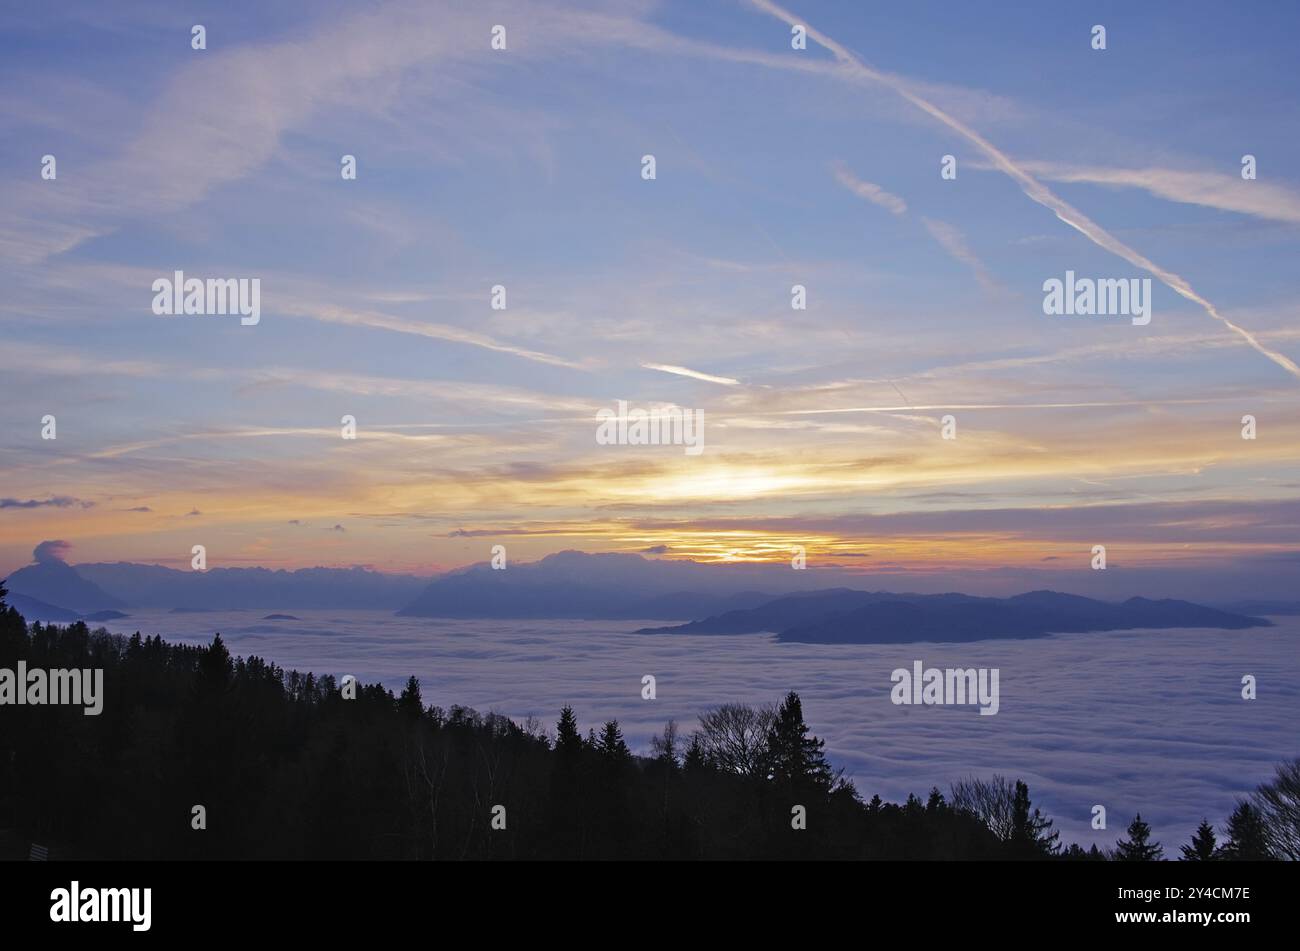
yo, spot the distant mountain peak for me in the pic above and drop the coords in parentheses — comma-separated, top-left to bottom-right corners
(5, 559, 126, 613)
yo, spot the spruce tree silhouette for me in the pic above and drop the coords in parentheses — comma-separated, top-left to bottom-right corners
(397, 676, 424, 720)
(0, 580, 27, 666)
(1115, 814, 1163, 861)
(197, 632, 232, 691)
(1217, 802, 1274, 860)
(1009, 780, 1061, 857)
(1180, 819, 1217, 861)
(764, 691, 833, 792)
(591, 720, 633, 855)
(1063, 843, 1107, 860)
(555, 705, 583, 758)
(597, 720, 631, 764)
(547, 704, 586, 858)
(682, 733, 708, 771)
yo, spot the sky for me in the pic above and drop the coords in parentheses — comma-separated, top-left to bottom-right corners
(2, 0, 1298, 598)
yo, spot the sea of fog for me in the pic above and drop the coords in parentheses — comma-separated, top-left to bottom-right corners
(96, 609, 1299, 851)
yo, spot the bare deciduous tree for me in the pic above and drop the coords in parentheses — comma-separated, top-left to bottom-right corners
(1252, 757, 1300, 860)
(650, 719, 680, 767)
(950, 774, 1017, 842)
(696, 702, 775, 777)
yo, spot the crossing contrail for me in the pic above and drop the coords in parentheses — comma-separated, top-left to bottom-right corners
(749, 0, 1300, 380)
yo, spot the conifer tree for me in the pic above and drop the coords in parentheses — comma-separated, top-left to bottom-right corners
(198, 632, 232, 689)
(682, 733, 708, 771)
(0, 579, 27, 664)
(397, 676, 423, 719)
(1009, 780, 1060, 856)
(555, 705, 583, 758)
(1115, 814, 1163, 861)
(1180, 819, 1217, 861)
(764, 691, 833, 791)
(547, 704, 587, 857)
(597, 719, 631, 763)
(1217, 802, 1273, 860)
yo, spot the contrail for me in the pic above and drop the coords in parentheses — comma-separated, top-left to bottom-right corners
(642, 363, 742, 386)
(749, 0, 1300, 380)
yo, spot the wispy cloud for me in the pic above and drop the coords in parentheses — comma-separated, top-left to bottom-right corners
(0, 0, 681, 264)
(919, 217, 1000, 292)
(1, 497, 87, 510)
(1011, 161, 1300, 226)
(829, 168, 998, 292)
(280, 300, 588, 370)
(831, 161, 907, 215)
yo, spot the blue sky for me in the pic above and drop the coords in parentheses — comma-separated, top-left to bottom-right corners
(2, 0, 1298, 598)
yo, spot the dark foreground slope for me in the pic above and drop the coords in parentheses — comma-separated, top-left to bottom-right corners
(2, 585, 1291, 861)
(0, 595, 1002, 860)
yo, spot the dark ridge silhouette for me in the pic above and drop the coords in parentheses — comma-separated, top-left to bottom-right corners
(8, 549, 1281, 635)
(75, 562, 429, 610)
(637, 589, 1270, 643)
(2, 592, 80, 623)
(398, 551, 780, 619)
(4, 559, 125, 614)
(1213, 600, 1300, 616)
(5, 559, 429, 613)
(2, 592, 128, 625)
